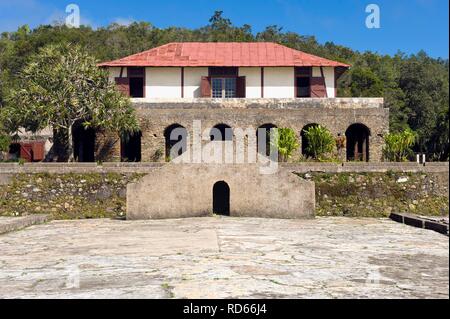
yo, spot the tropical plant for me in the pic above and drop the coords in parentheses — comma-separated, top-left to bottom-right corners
(303, 125, 336, 160)
(383, 128, 417, 162)
(271, 128, 299, 162)
(7, 43, 139, 162)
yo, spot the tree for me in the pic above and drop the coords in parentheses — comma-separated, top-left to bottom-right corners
(303, 125, 335, 160)
(271, 128, 299, 162)
(383, 129, 417, 162)
(8, 43, 139, 161)
(349, 66, 384, 97)
(0, 12, 448, 161)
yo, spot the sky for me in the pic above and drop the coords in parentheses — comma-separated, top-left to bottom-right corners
(0, 0, 448, 58)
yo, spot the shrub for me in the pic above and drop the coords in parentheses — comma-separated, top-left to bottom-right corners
(303, 125, 336, 160)
(383, 129, 417, 162)
(271, 128, 299, 162)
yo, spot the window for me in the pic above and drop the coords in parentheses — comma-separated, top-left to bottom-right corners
(129, 78, 144, 98)
(297, 77, 311, 97)
(212, 78, 236, 98)
(128, 67, 145, 98)
(225, 78, 236, 98)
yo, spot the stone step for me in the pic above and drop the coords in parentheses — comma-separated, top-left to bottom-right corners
(0, 214, 50, 235)
(390, 212, 449, 236)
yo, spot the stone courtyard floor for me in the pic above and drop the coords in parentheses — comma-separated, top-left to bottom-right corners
(0, 217, 448, 299)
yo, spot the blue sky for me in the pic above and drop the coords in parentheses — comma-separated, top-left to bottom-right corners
(0, 0, 448, 58)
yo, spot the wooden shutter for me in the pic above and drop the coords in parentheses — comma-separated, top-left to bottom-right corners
(310, 77, 327, 97)
(115, 77, 130, 96)
(201, 76, 211, 98)
(31, 141, 45, 161)
(19, 143, 33, 162)
(236, 76, 246, 98)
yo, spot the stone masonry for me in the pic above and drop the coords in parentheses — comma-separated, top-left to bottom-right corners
(93, 98, 388, 163)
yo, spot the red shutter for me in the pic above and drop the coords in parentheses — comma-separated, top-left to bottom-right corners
(31, 141, 45, 161)
(310, 77, 327, 97)
(115, 77, 130, 96)
(201, 76, 211, 98)
(19, 143, 33, 162)
(236, 76, 246, 98)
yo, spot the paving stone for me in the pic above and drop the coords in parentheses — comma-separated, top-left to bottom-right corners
(0, 217, 448, 299)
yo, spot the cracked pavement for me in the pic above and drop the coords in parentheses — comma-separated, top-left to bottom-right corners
(0, 217, 448, 299)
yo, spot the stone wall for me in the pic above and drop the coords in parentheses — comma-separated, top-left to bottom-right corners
(135, 104, 388, 163)
(93, 98, 388, 163)
(0, 172, 144, 219)
(127, 164, 315, 220)
(0, 163, 447, 220)
(301, 171, 449, 217)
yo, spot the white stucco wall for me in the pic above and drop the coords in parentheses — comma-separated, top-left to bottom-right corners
(324, 67, 335, 98)
(146, 67, 181, 98)
(239, 67, 262, 98)
(184, 67, 208, 98)
(264, 67, 295, 98)
(107, 67, 127, 83)
(107, 66, 336, 99)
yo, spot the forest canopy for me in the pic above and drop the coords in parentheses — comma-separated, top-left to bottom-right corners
(0, 11, 448, 160)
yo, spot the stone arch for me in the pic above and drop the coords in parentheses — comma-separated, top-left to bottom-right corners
(72, 121, 96, 162)
(121, 131, 142, 162)
(164, 124, 188, 161)
(300, 123, 320, 158)
(346, 123, 371, 162)
(213, 181, 230, 216)
(257, 123, 277, 156)
(210, 123, 233, 141)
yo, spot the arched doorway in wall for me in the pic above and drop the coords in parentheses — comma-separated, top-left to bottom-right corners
(257, 123, 277, 156)
(300, 123, 320, 158)
(213, 181, 230, 216)
(164, 124, 188, 161)
(121, 131, 142, 162)
(210, 124, 233, 142)
(72, 121, 96, 162)
(346, 123, 370, 162)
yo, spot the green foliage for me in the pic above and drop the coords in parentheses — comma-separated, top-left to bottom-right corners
(349, 66, 384, 97)
(383, 129, 417, 162)
(0, 12, 448, 160)
(0, 134, 11, 152)
(0, 109, 11, 153)
(303, 125, 336, 160)
(271, 128, 299, 162)
(6, 43, 139, 161)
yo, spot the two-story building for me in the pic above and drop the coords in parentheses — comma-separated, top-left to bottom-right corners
(85, 42, 388, 163)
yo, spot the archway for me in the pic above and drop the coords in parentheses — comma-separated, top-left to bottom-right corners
(301, 123, 320, 158)
(72, 121, 96, 162)
(257, 123, 277, 156)
(164, 124, 188, 161)
(213, 181, 230, 216)
(121, 131, 142, 162)
(210, 124, 232, 141)
(346, 123, 370, 162)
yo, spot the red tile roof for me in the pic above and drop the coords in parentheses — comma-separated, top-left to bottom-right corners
(98, 42, 350, 68)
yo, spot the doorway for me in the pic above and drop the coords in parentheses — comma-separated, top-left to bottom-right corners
(72, 122, 96, 162)
(213, 181, 230, 216)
